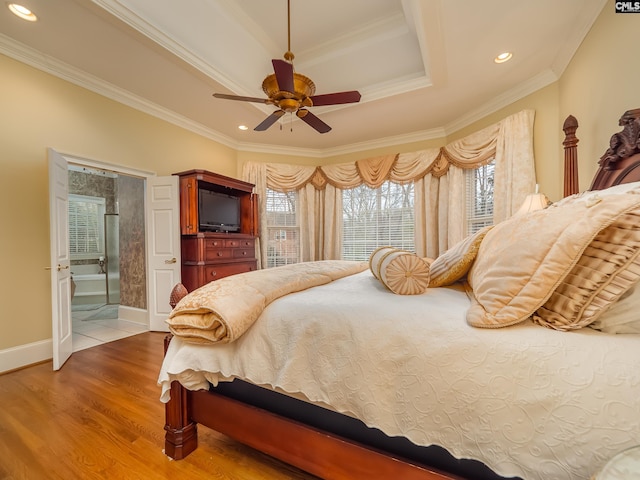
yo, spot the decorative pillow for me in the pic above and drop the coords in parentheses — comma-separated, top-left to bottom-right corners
(466, 191, 640, 328)
(369, 247, 431, 295)
(428, 226, 493, 288)
(589, 281, 640, 334)
(533, 210, 640, 330)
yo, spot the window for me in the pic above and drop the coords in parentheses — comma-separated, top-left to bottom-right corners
(342, 181, 414, 261)
(68, 194, 105, 259)
(265, 189, 300, 268)
(274, 230, 287, 241)
(466, 161, 495, 235)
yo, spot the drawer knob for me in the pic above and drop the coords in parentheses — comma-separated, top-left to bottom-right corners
(242, 251, 246, 256)
(217, 252, 223, 256)
(210, 271, 217, 277)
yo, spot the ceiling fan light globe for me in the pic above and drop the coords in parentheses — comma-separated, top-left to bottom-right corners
(279, 98, 299, 113)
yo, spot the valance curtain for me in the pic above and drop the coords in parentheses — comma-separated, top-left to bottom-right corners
(243, 109, 535, 267)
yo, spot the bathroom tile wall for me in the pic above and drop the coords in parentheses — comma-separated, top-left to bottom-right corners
(117, 175, 146, 309)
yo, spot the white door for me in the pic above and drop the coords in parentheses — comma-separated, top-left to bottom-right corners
(146, 176, 181, 331)
(48, 149, 73, 370)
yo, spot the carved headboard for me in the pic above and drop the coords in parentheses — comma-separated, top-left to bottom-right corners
(591, 108, 640, 190)
(563, 108, 640, 196)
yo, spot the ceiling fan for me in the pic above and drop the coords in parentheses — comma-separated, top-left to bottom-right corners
(213, 0, 361, 134)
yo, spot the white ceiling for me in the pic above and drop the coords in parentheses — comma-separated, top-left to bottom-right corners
(0, 0, 606, 156)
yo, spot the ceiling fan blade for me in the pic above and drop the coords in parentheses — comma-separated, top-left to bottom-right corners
(213, 93, 269, 103)
(297, 109, 331, 134)
(254, 110, 285, 131)
(309, 90, 361, 106)
(272, 59, 295, 93)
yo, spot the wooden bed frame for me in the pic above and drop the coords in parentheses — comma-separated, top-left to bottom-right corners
(163, 108, 640, 480)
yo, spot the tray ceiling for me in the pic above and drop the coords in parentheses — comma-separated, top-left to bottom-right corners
(0, 0, 606, 155)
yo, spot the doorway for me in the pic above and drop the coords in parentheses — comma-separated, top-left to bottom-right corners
(49, 149, 181, 369)
(67, 164, 147, 351)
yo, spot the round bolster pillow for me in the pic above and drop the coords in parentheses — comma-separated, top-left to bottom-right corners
(369, 246, 431, 295)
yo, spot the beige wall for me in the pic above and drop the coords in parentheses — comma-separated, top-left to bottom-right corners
(0, 54, 237, 351)
(1, 1, 637, 359)
(558, 5, 640, 189)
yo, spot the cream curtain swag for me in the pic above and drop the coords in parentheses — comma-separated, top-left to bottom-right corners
(243, 109, 535, 263)
(258, 151, 441, 192)
(258, 122, 506, 193)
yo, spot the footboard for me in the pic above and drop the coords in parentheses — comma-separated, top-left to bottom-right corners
(162, 339, 461, 480)
(191, 388, 461, 480)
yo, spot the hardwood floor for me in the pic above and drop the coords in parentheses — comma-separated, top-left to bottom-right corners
(0, 332, 317, 480)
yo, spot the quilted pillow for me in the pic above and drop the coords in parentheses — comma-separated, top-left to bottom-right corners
(533, 210, 640, 330)
(369, 247, 431, 295)
(428, 225, 493, 288)
(466, 191, 640, 329)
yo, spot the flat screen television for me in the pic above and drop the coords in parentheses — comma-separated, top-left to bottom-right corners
(198, 188, 241, 233)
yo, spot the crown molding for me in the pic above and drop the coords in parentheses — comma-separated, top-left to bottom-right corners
(443, 69, 558, 135)
(1, 33, 558, 161)
(550, 0, 607, 78)
(322, 127, 447, 157)
(0, 33, 239, 149)
(237, 125, 447, 158)
(296, 12, 409, 70)
(1, 32, 446, 158)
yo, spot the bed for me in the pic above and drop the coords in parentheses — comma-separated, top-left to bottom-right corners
(159, 108, 640, 480)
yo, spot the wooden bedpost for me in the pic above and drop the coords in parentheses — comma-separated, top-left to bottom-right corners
(563, 114, 580, 197)
(163, 334, 198, 459)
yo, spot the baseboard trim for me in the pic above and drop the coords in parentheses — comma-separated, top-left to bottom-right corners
(0, 339, 53, 374)
(119, 305, 147, 326)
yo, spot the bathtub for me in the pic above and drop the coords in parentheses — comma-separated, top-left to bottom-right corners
(71, 265, 107, 305)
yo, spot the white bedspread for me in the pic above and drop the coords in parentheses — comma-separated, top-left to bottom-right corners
(158, 270, 640, 480)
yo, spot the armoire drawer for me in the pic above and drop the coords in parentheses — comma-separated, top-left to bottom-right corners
(204, 248, 233, 261)
(204, 263, 255, 281)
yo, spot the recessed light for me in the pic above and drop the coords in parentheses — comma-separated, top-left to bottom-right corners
(238, 125, 249, 131)
(494, 52, 512, 64)
(7, 3, 37, 21)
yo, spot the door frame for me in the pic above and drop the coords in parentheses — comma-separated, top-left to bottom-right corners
(52, 151, 175, 354)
